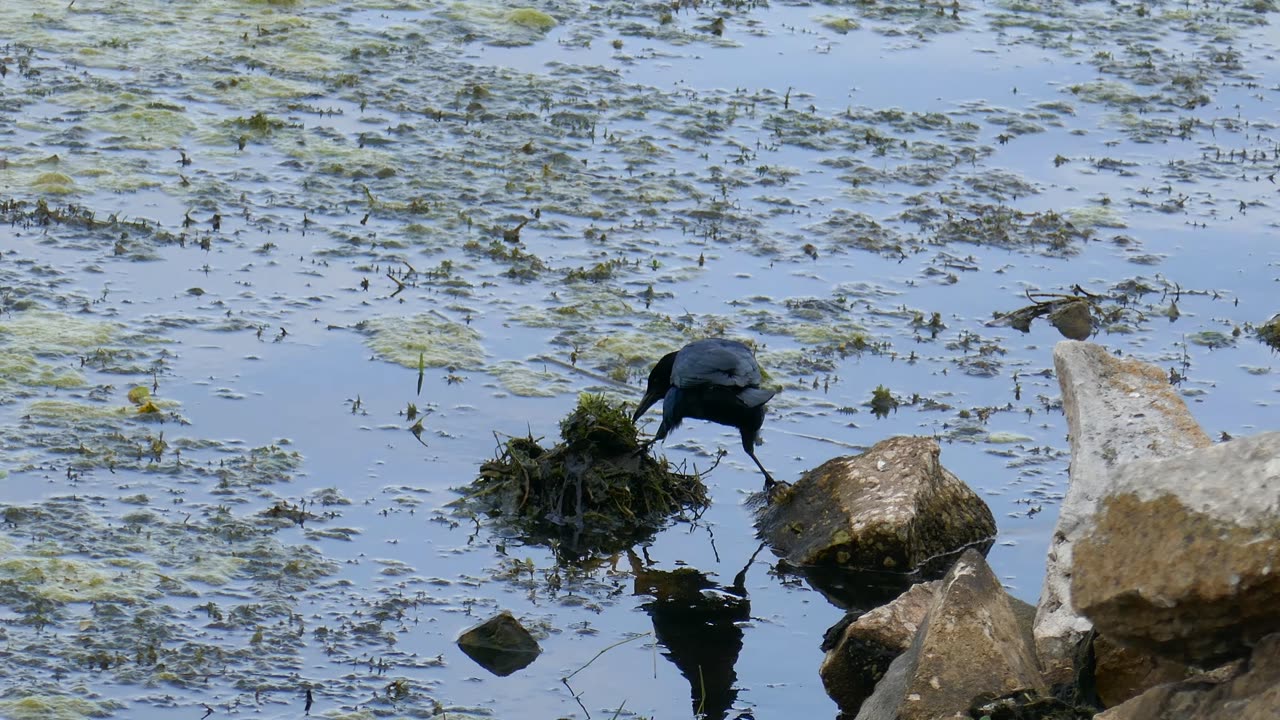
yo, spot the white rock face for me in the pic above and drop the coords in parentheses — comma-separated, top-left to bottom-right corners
(1034, 341, 1211, 684)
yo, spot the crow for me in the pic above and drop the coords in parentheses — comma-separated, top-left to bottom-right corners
(633, 339, 777, 489)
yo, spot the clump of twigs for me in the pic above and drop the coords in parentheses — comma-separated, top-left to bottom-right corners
(459, 394, 707, 556)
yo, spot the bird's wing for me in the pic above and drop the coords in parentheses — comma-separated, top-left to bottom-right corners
(672, 339, 763, 389)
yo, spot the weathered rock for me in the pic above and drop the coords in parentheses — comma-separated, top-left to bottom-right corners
(1035, 341, 1211, 685)
(757, 436, 995, 573)
(1096, 633, 1280, 720)
(820, 581, 939, 713)
(1073, 431, 1280, 666)
(1092, 634, 1196, 709)
(854, 550, 1047, 720)
(456, 611, 541, 676)
(1049, 299, 1094, 340)
(821, 580, 1042, 716)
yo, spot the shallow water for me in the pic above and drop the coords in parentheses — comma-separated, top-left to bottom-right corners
(1, 0, 1278, 718)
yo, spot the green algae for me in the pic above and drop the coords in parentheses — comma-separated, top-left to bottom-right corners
(0, 555, 162, 603)
(362, 314, 485, 370)
(213, 73, 319, 100)
(0, 311, 118, 356)
(489, 360, 573, 397)
(31, 172, 77, 194)
(178, 554, 251, 586)
(24, 399, 177, 424)
(817, 16, 860, 34)
(508, 8, 558, 31)
(441, 2, 560, 46)
(0, 496, 339, 698)
(0, 694, 123, 720)
(1065, 205, 1128, 229)
(84, 107, 196, 151)
(0, 350, 85, 390)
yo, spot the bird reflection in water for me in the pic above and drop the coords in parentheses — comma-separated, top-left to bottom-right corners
(629, 544, 765, 720)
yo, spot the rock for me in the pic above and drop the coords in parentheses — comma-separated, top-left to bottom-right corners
(1072, 431, 1280, 666)
(757, 436, 995, 574)
(1049, 299, 1094, 340)
(1095, 633, 1280, 720)
(1092, 633, 1196, 709)
(820, 581, 939, 713)
(854, 550, 1047, 720)
(456, 611, 541, 676)
(1034, 341, 1211, 685)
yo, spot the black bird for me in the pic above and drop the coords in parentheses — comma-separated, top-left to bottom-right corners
(633, 339, 777, 489)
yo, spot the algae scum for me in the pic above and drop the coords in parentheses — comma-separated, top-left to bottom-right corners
(2, 0, 1278, 718)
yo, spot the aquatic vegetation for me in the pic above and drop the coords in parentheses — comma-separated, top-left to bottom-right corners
(0, 0, 1276, 716)
(460, 394, 706, 557)
(1258, 315, 1280, 351)
(362, 314, 486, 370)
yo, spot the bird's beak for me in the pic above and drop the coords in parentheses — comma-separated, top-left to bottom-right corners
(632, 390, 661, 423)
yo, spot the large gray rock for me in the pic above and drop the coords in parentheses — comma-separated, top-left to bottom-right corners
(1035, 341, 1211, 685)
(1096, 633, 1280, 720)
(1073, 431, 1280, 665)
(854, 550, 1047, 720)
(757, 436, 995, 572)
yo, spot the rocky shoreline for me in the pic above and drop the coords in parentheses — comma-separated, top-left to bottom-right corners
(768, 340, 1278, 719)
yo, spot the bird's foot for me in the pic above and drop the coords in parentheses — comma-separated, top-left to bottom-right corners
(760, 476, 792, 505)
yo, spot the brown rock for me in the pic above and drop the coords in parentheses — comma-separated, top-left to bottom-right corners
(456, 611, 541, 676)
(757, 436, 995, 573)
(1093, 634, 1196, 708)
(820, 581, 939, 713)
(1073, 431, 1280, 666)
(854, 550, 1047, 720)
(1096, 633, 1280, 720)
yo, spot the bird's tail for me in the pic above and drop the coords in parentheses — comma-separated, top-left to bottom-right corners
(738, 387, 775, 408)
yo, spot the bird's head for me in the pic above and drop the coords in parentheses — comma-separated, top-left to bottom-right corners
(632, 350, 679, 422)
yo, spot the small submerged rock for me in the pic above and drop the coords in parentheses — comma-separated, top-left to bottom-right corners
(457, 393, 706, 556)
(456, 611, 541, 677)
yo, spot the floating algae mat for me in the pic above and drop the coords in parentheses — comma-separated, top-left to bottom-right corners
(459, 394, 707, 556)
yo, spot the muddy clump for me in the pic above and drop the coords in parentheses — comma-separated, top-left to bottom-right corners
(460, 394, 707, 556)
(1258, 314, 1280, 351)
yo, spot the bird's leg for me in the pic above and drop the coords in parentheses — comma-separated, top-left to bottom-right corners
(747, 450, 773, 489)
(740, 429, 776, 490)
(747, 449, 776, 491)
